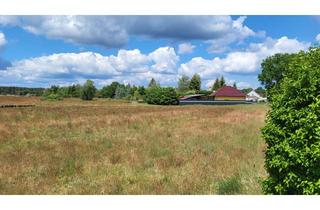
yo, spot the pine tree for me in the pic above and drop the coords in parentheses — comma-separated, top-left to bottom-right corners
(148, 78, 158, 88)
(212, 78, 220, 91)
(189, 73, 201, 93)
(219, 76, 226, 87)
(233, 82, 237, 89)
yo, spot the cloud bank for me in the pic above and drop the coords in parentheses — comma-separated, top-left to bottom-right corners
(0, 16, 256, 52)
(0, 36, 310, 88)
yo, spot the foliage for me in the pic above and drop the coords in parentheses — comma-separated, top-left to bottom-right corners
(212, 78, 220, 91)
(80, 80, 96, 100)
(114, 84, 131, 99)
(255, 87, 267, 97)
(100, 82, 120, 98)
(233, 82, 237, 89)
(132, 90, 144, 101)
(240, 88, 253, 94)
(145, 87, 178, 105)
(138, 86, 146, 96)
(67, 84, 82, 98)
(41, 93, 63, 101)
(262, 48, 320, 194)
(198, 90, 212, 95)
(258, 53, 294, 100)
(177, 75, 190, 92)
(41, 85, 63, 101)
(0, 86, 45, 96)
(211, 76, 226, 91)
(219, 76, 226, 88)
(189, 73, 201, 93)
(148, 78, 159, 88)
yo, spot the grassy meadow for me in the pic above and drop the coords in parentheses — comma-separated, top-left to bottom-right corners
(0, 96, 267, 194)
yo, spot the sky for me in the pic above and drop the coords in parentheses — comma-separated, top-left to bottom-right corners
(0, 15, 319, 89)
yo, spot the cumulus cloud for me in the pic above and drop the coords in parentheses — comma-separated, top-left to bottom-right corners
(316, 34, 320, 42)
(0, 36, 310, 88)
(206, 16, 257, 53)
(178, 43, 196, 54)
(0, 16, 256, 50)
(0, 32, 6, 49)
(0, 16, 128, 48)
(236, 82, 252, 89)
(179, 36, 310, 79)
(0, 47, 179, 87)
(149, 47, 179, 74)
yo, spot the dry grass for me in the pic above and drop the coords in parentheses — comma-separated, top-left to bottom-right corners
(0, 96, 267, 194)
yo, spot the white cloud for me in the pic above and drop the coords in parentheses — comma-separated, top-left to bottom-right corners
(179, 36, 310, 80)
(0, 47, 179, 87)
(236, 82, 252, 89)
(0, 36, 310, 88)
(178, 43, 196, 54)
(206, 16, 257, 53)
(316, 34, 320, 42)
(0, 16, 256, 50)
(149, 47, 179, 74)
(0, 32, 6, 48)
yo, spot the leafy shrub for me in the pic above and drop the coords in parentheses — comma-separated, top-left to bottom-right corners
(262, 48, 320, 194)
(41, 93, 63, 101)
(217, 175, 242, 195)
(145, 87, 178, 105)
(198, 90, 212, 95)
(41, 85, 63, 101)
(114, 84, 131, 99)
(80, 80, 96, 100)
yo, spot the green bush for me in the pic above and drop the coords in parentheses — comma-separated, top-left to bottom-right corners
(41, 85, 63, 101)
(262, 48, 320, 194)
(80, 80, 96, 100)
(41, 93, 63, 101)
(145, 87, 178, 105)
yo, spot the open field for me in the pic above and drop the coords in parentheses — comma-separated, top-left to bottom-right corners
(0, 96, 267, 194)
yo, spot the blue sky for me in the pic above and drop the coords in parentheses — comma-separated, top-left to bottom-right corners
(0, 16, 319, 89)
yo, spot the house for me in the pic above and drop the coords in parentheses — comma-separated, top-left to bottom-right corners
(246, 90, 261, 102)
(246, 90, 268, 102)
(209, 86, 246, 101)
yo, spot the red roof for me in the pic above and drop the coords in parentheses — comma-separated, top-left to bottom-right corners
(210, 86, 246, 97)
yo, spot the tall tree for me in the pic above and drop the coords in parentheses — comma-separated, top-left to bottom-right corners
(148, 78, 159, 88)
(177, 75, 190, 92)
(80, 80, 96, 100)
(189, 73, 201, 93)
(219, 76, 226, 87)
(138, 86, 146, 96)
(233, 82, 237, 89)
(100, 82, 120, 98)
(258, 53, 293, 99)
(212, 78, 220, 91)
(114, 84, 131, 99)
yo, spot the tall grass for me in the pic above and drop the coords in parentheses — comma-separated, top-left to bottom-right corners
(0, 96, 267, 194)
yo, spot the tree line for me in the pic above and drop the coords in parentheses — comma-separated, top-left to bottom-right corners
(1, 72, 266, 105)
(0, 86, 44, 96)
